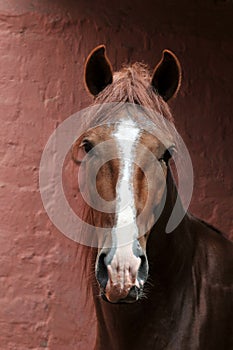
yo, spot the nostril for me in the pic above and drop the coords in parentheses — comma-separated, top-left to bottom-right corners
(96, 253, 108, 289)
(137, 254, 149, 284)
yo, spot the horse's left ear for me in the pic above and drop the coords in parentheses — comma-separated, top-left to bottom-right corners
(84, 45, 113, 96)
(151, 50, 182, 102)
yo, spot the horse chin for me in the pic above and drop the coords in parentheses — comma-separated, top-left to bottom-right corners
(101, 286, 142, 304)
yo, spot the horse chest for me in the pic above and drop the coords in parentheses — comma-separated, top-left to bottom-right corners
(95, 296, 180, 350)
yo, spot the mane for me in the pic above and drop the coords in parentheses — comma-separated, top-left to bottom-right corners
(94, 63, 174, 123)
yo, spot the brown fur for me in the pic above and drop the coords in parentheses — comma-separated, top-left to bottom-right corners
(72, 47, 233, 349)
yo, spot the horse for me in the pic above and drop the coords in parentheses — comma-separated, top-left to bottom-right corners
(72, 45, 233, 349)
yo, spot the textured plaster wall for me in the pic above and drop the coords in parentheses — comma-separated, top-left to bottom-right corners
(0, 0, 232, 349)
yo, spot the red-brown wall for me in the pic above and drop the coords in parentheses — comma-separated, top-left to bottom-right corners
(0, 1, 232, 349)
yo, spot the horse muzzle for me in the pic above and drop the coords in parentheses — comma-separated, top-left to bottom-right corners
(95, 244, 149, 303)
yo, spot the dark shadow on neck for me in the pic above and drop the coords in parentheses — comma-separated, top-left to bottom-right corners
(146, 167, 194, 287)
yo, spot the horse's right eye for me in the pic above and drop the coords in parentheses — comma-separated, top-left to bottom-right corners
(82, 140, 94, 154)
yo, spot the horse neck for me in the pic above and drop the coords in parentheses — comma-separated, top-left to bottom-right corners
(146, 167, 194, 286)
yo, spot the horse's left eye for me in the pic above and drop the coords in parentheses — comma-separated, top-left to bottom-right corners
(82, 140, 94, 154)
(159, 148, 174, 165)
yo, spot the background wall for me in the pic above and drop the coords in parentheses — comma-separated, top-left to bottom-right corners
(0, 0, 232, 349)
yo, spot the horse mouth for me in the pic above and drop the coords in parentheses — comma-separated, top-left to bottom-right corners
(101, 286, 142, 304)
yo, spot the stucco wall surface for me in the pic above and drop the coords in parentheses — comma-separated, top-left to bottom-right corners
(0, 0, 232, 349)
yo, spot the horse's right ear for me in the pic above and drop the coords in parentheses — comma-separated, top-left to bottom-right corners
(84, 45, 113, 96)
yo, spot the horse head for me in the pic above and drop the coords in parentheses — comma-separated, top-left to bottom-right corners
(72, 45, 181, 303)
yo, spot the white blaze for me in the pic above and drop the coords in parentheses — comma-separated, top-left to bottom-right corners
(112, 119, 140, 247)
